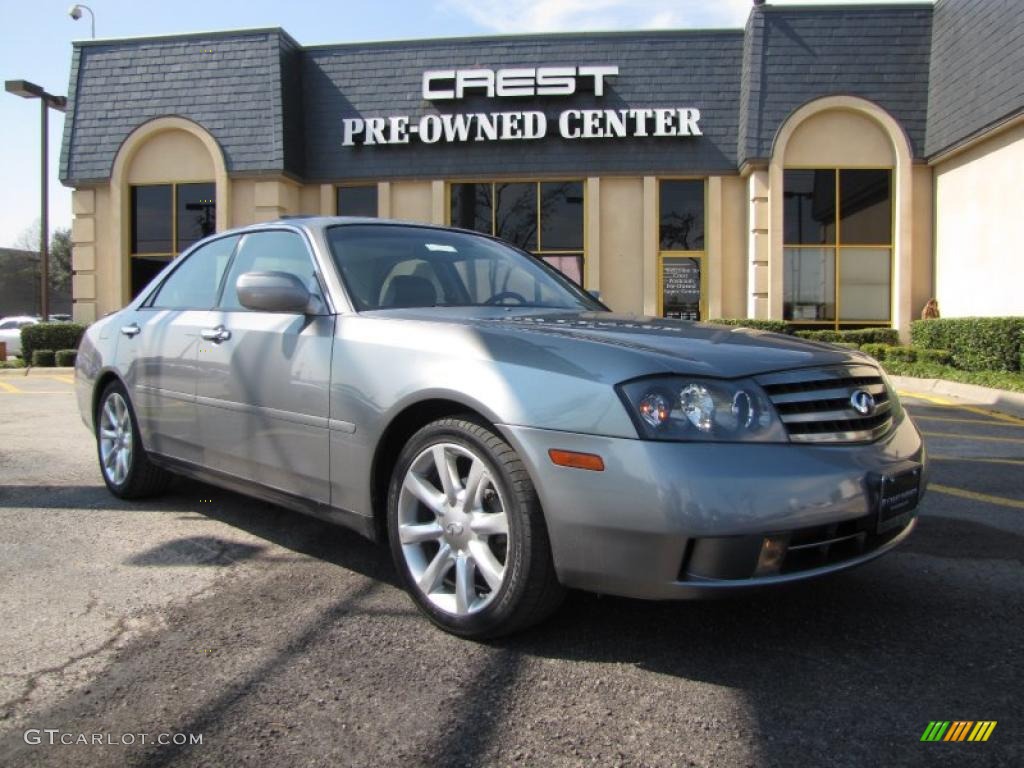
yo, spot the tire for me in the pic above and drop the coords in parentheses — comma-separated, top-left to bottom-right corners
(95, 380, 172, 499)
(387, 416, 564, 638)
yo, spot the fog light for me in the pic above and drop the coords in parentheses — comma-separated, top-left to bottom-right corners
(754, 535, 788, 575)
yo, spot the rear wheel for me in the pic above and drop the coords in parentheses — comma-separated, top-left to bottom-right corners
(387, 416, 564, 638)
(96, 381, 171, 499)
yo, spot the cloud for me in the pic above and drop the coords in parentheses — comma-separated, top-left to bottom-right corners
(442, 0, 754, 34)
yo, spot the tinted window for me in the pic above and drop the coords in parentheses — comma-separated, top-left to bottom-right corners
(450, 183, 492, 234)
(131, 185, 173, 254)
(150, 236, 239, 309)
(540, 182, 584, 250)
(176, 183, 216, 251)
(660, 180, 705, 251)
(219, 231, 319, 311)
(784, 170, 836, 245)
(494, 183, 537, 251)
(839, 170, 891, 245)
(337, 185, 378, 217)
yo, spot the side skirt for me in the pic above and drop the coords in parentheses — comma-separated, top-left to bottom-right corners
(149, 454, 378, 542)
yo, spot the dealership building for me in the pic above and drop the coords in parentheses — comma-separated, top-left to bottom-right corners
(59, 0, 1022, 334)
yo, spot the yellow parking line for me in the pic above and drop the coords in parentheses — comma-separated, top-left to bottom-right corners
(47, 375, 75, 384)
(922, 431, 1024, 444)
(930, 455, 1024, 467)
(899, 391, 1024, 426)
(913, 414, 1021, 428)
(930, 483, 1024, 511)
(0, 380, 21, 393)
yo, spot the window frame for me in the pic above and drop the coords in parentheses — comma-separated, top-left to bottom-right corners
(657, 177, 708, 320)
(782, 165, 894, 329)
(446, 178, 587, 287)
(130, 181, 217, 259)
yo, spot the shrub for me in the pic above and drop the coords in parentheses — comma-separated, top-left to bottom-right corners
(910, 317, 1024, 372)
(833, 342, 861, 350)
(706, 318, 792, 334)
(860, 343, 890, 361)
(916, 348, 953, 366)
(794, 330, 842, 342)
(31, 349, 56, 367)
(21, 322, 87, 362)
(55, 349, 78, 367)
(794, 328, 899, 345)
(885, 346, 917, 363)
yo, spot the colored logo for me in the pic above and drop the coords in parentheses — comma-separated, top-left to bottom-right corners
(921, 721, 997, 742)
(850, 389, 877, 416)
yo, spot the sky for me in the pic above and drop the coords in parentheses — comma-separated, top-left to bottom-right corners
(0, 0, 930, 248)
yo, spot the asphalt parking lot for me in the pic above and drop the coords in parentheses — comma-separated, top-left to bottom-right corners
(0, 375, 1020, 767)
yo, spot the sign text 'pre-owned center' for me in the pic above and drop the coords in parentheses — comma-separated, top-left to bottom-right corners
(340, 66, 703, 147)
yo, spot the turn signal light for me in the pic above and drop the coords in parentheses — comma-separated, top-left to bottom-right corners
(548, 449, 605, 471)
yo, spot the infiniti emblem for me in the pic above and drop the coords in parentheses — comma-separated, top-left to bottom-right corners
(445, 522, 464, 536)
(850, 389, 876, 416)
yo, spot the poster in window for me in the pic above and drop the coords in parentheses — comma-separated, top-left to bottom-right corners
(662, 257, 701, 320)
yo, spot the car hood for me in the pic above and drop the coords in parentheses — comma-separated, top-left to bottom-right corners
(363, 308, 870, 380)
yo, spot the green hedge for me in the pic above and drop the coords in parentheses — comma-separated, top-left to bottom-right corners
(21, 322, 87, 362)
(55, 349, 78, 367)
(794, 328, 900, 345)
(31, 349, 56, 367)
(706, 318, 792, 334)
(910, 317, 1024, 372)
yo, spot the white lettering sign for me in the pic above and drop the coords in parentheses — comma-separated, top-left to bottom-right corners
(341, 108, 701, 146)
(423, 65, 619, 100)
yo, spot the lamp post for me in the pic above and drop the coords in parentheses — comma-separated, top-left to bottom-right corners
(5, 80, 67, 321)
(68, 4, 96, 38)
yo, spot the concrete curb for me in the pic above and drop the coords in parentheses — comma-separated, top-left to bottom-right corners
(0, 367, 76, 377)
(890, 375, 1024, 419)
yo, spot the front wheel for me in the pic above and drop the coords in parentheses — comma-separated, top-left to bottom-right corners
(96, 381, 172, 499)
(387, 416, 564, 638)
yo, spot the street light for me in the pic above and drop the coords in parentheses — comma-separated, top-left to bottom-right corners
(68, 4, 95, 38)
(5, 80, 67, 322)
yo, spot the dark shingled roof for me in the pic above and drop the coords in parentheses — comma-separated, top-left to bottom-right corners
(60, 29, 296, 184)
(738, 4, 933, 164)
(926, 0, 1024, 157)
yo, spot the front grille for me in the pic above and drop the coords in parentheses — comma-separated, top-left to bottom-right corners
(756, 365, 894, 444)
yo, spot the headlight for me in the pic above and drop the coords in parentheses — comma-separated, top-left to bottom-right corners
(617, 376, 788, 442)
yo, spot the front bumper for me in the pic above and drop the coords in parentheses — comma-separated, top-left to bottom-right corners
(499, 413, 926, 600)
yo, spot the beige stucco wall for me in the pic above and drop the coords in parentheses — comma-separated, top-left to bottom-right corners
(910, 164, 933, 318)
(127, 131, 215, 184)
(388, 181, 434, 223)
(785, 109, 895, 166)
(719, 175, 748, 319)
(597, 177, 645, 314)
(933, 121, 1024, 318)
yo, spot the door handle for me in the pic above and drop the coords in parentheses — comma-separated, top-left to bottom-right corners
(200, 326, 232, 343)
(120, 323, 140, 337)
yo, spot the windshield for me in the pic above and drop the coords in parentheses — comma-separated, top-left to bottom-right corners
(326, 224, 604, 312)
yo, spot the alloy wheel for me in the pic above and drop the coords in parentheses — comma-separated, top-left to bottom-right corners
(99, 392, 133, 486)
(397, 442, 510, 616)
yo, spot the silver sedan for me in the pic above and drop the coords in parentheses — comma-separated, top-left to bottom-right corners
(75, 218, 926, 637)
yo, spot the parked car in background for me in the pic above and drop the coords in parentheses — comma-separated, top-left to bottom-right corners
(0, 316, 39, 359)
(74, 218, 927, 637)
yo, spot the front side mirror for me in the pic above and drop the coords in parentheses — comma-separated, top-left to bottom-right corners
(236, 271, 317, 314)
